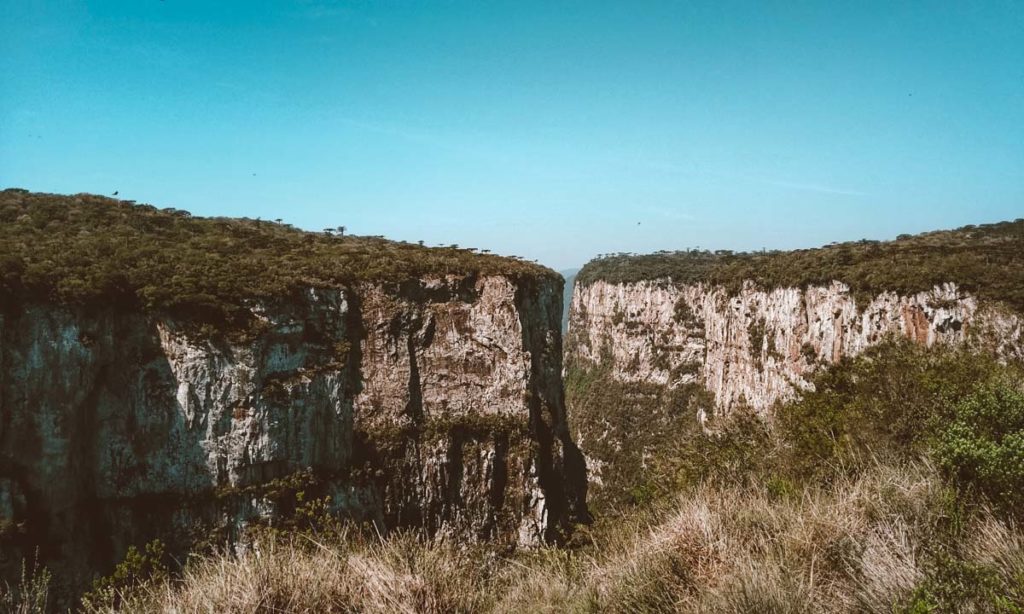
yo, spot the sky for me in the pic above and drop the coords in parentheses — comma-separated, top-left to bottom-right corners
(2, 1, 1022, 271)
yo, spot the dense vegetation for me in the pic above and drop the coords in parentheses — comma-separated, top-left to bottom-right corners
(569, 340, 1024, 517)
(554, 341, 1024, 611)
(0, 190, 554, 328)
(576, 218, 1024, 310)
(563, 367, 731, 510)
(778, 342, 1024, 499)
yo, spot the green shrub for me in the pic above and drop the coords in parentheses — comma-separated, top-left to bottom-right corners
(898, 551, 1024, 614)
(0, 556, 50, 614)
(565, 364, 707, 510)
(935, 382, 1024, 512)
(748, 319, 767, 364)
(81, 539, 169, 611)
(566, 361, 775, 511)
(800, 342, 817, 364)
(665, 404, 771, 490)
(673, 297, 701, 328)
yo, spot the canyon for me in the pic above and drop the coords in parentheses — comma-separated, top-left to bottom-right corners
(2, 191, 1022, 608)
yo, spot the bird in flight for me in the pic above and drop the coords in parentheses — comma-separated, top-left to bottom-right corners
(112, 191, 119, 196)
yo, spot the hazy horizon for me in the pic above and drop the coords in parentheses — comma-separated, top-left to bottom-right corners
(3, 2, 1022, 270)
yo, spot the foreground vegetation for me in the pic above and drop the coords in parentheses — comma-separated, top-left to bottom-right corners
(0, 190, 553, 330)
(9, 463, 1002, 613)
(576, 219, 1024, 310)
(4, 342, 1023, 612)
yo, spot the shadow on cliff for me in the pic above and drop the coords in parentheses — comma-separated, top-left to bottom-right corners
(515, 277, 592, 535)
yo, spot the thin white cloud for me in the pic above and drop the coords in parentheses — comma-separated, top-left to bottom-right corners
(644, 205, 696, 221)
(765, 180, 868, 196)
(293, 0, 351, 18)
(639, 159, 869, 197)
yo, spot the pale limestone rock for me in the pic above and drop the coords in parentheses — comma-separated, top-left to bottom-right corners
(569, 279, 1023, 416)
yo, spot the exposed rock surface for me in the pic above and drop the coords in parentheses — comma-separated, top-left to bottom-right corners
(0, 274, 587, 597)
(568, 279, 1024, 416)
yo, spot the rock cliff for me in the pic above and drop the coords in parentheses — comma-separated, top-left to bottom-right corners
(569, 279, 1022, 417)
(567, 219, 1024, 418)
(0, 191, 587, 599)
(566, 222, 1024, 508)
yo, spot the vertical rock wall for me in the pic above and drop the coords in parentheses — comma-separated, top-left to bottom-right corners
(0, 274, 587, 599)
(568, 279, 1023, 416)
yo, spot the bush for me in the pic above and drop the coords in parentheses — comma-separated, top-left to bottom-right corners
(777, 341, 1006, 480)
(935, 382, 1024, 512)
(0, 557, 50, 614)
(566, 361, 772, 512)
(898, 550, 1024, 613)
(81, 539, 169, 611)
(664, 404, 771, 490)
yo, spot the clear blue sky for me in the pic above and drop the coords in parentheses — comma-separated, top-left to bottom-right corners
(2, 1, 1022, 270)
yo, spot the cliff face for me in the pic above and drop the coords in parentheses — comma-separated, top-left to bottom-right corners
(0, 273, 586, 595)
(568, 279, 1023, 416)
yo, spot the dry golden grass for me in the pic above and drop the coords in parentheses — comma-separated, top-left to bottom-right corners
(88, 460, 1023, 613)
(34, 460, 1007, 614)
(99, 532, 491, 614)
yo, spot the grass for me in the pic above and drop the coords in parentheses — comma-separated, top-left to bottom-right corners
(0, 557, 51, 614)
(62, 461, 1023, 613)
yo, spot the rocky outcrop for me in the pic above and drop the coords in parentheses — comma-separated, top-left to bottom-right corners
(568, 279, 1023, 416)
(0, 274, 587, 597)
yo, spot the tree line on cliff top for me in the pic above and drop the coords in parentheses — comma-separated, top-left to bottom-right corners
(0, 190, 554, 328)
(577, 218, 1024, 311)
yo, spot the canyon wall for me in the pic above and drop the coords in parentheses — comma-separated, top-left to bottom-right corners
(0, 273, 586, 596)
(568, 279, 1024, 416)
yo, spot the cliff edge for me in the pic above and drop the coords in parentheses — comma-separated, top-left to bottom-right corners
(0, 190, 588, 597)
(568, 220, 1024, 416)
